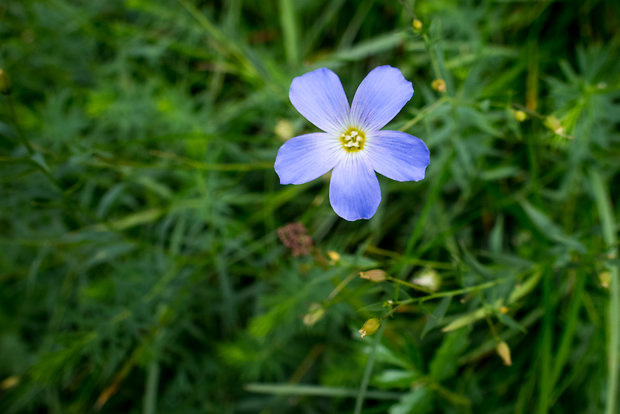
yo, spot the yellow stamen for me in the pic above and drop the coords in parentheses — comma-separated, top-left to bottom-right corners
(340, 127, 365, 153)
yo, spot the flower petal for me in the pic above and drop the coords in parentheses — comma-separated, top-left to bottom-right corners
(275, 133, 342, 185)
(366, 130, 429, 182)
(350, 66, 413, 131)
(289, 68, 350, 134)
(329, 155, 381, 221)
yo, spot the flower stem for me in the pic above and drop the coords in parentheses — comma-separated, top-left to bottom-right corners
(590, 170, 619, 414)
(354, 322, 385, 414)
(386, 276, 433, 294)
(383, 278, 507, 319)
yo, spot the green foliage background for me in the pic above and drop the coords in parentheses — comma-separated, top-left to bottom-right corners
(1, 0, 619, 413)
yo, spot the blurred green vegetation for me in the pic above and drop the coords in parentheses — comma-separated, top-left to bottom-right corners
(1, 0, 619, 413)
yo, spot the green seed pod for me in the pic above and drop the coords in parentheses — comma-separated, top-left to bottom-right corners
(496, 341, 512, 366)
(358, 318, 381, 338)
(360, 269, 387, 282)
(514, 110, 527, 122)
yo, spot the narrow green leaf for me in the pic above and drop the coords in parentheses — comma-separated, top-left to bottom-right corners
(421, 296, 451, 338)
(278, 0, 299, 66)
(244, 383, 402, 400)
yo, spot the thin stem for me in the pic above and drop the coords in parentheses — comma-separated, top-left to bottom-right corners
(387, 276, 433, 294)
(384, 279, 506, 319)
(327, 272, 357, 301)
(354, 322, 386, 414)
(364, 245, 453, 269)
(591, 170, 619, 414)
(398, 96, 446, 132)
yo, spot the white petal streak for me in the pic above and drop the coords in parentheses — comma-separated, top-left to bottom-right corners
(275, 133, 342, 185)
(351, 66, 413, 131)
(289, 68, 350, 134)
(366, 130, 429, 182)
(329, 155, 381, 221)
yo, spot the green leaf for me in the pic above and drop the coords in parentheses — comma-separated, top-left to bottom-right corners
(373, 369, 422, 389)
(429, 329, 469, 382)
(441, 301, 500, 332)
(421, 296, 451, 338)
(520, 200, 584, 251)
(389, 386, 434, 414)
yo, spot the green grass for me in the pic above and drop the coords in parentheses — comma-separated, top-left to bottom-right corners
(1, 0, 619, 413)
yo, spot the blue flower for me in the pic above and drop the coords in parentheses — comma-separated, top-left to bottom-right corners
(275, 66, 430, 221)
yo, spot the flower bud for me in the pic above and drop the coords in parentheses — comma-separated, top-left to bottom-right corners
(431, 79, 446, 93)
(0, 376, 20, 390)
(412, 19, 423, 31)
(360, 269, 387, 282)
(599, 271, 611, 289)
(327, 250, 341, 263)
(275, 119, 294, 141)
(412, 268, 441, 291)
(0, 69, 11, 95)
(358, 318, 381, 338)
(496, 341, 512, 366)
(514, 110, 527, 122)
(303, 303, 325, 326)
(544, 116, 564, 135)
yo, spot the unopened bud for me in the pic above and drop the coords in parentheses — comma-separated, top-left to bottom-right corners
(496, 341, 512, 366)
(412, 19, 423, 31)
(360, 269, 387, 282)
(327, 250, 341, 263)
(599, 271, 611, 289)
(514, 110, 527, 122)
(0, 69, 11, 95)
(303, 303, 325, 326)
(544, 116, 564, 136)
(358, 318, 381, 338)
(431, 79, 446, 93)
(0, 376, 20, 390)
(275, 119, 294, 141)
(412, 268, 441, 291)
(500, 306, 509, 314)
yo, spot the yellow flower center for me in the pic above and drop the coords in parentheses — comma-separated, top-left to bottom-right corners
(340, 127, 365, 153)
